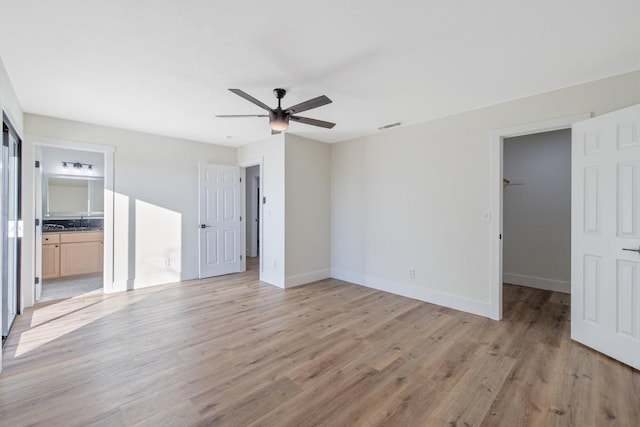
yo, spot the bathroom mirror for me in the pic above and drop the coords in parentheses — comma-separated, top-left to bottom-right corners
(43, 174, 104, 218)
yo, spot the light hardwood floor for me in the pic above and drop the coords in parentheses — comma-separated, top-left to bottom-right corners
(1, 263, 638, 426)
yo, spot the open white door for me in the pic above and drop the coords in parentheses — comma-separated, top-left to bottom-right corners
(572, 104, 640, 370)
(198, 163, 242, 278)
(34, 154, 43, 301)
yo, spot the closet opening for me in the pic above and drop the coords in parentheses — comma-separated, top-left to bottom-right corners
(489, 113, 590, 320)
(502, 129, 572, 295)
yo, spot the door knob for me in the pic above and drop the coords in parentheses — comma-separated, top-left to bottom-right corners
(622, 246, 640, 254)
(199, 224, 211, 229)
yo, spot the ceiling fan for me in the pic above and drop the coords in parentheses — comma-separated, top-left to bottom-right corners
(216, 88, 336, 134)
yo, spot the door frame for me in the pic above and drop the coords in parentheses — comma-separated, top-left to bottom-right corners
(24, 135, 115, 307)
(489, 113, 591, 320)
(239, 157, 263, 279)
(248, 173, 260, 258)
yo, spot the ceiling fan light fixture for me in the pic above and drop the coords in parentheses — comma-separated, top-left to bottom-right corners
(270, 119, 289, 132)
(269, 110, 289, 131)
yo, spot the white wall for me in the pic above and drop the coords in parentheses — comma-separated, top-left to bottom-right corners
(284, 134, 331, 287)
(245, 165, 259, 257)
(238, 134, 331, 288)
(23, 113, 237, 300)
(331, 69, 640, 318)
(0, 57, 22, 133)
(503, 130, 571, 293)
(40, 146, 105, 176)
(238, 134, 285, 287)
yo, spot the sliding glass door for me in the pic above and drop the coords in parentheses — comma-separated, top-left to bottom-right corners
(2, 114, 21, 344)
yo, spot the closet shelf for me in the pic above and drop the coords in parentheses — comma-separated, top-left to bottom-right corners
(503, 178, 524, 186)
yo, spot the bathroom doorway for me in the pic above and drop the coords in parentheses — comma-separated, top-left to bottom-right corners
(36, 146, 105, 302)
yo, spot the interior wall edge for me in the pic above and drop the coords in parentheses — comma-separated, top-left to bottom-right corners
(284, 269, 331, 288)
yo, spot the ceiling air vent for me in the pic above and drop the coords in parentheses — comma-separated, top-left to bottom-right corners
(378, 122, 402, 131)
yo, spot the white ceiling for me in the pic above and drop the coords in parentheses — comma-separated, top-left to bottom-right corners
(1, 1, 639, 147)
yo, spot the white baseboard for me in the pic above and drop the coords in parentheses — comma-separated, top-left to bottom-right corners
(503, 273, 570, 294)
(285, 269, 331, 288)
(110, 272, 191, 293)
(330, 268, 492, 318)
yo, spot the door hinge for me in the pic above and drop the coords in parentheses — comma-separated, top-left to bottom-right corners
(35, 277, 40, 285)
(35, 218, 40, 226)
(240, 177, 242, 183)
(263, 196, 266, 204)
(35, 160, 40, 168)
(240, 255, 243, 260)
(499, 234, 502, 239)
(240, 216, 242, 221)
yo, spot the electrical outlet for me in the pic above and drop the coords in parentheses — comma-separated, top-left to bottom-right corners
(164, 258, 171, 268)
(408, 268, 415, 279)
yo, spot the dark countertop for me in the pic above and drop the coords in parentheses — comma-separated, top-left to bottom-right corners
(42, 228, 103, 233)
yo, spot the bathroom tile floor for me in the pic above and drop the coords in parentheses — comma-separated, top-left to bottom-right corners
(39, 274, 103, 302)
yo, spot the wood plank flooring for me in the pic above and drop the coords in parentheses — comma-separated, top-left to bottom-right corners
(1, 264, 638, 426)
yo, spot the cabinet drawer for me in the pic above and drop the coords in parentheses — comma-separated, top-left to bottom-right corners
(60, 231, 104, 244)
(42, 233, 60, 244)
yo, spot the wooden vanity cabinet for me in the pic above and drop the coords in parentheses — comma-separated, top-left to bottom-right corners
(42, 233, 60, 279)
(42, 231, 103, 279)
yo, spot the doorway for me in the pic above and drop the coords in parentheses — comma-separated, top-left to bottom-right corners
(239, 158, 263, 277)
(489, 113, 590, 320)
(502, 129, 571, 294)
(36, 146, 105, 302)
(245, 165, 260, 272)
(29, 138, 114, 306)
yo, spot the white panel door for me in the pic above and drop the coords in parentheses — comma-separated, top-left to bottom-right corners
(198, 163, 241, 278)
(572, 104, 640, 370)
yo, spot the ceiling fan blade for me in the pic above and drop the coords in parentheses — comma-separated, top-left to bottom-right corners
(285, 95, 332, 114)
(228, 89, 272, 111)
(290, 115, 336, 129)
(215, 114, 269, 118)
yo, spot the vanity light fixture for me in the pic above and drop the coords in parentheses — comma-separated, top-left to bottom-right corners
(61, 161, 94, 172)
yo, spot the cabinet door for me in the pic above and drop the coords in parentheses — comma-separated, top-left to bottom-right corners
(60, 241, 103, 277)
(42, 244, 60, 279)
